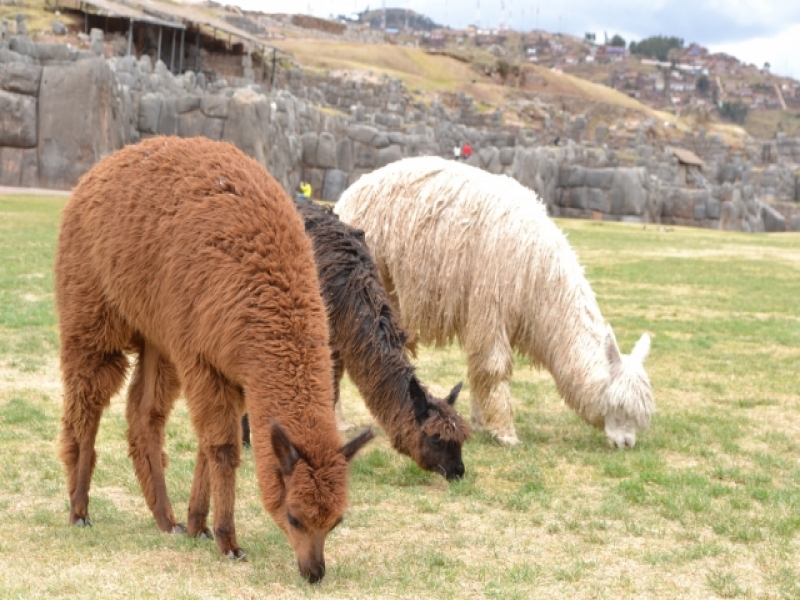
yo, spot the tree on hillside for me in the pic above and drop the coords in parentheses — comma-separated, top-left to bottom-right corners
(696, 74, 710, 95)
(629, 36, 684, 61)
(719, 100, 748, 125)
(609, 34, 626, 47)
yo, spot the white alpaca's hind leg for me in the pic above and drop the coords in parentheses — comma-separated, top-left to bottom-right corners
(467, 364, 519, 446)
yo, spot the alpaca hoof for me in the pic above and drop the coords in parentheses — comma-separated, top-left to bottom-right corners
(494, 433, 520, 446)
(74, 517, 92, 528)
(198, 529, 214, 541)
(171, 523, 187, 535)
(226, 548, 247, 561)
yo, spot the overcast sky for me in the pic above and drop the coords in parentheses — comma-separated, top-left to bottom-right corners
(236, 0, 800, 79)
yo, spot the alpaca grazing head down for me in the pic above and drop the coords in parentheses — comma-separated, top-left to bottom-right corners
(268, 421, 374, 582)
(406, 377, 468, 480)
(598, 329, 653, 449)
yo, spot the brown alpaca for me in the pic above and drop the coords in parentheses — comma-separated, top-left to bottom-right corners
(244, 200, 469, 479)
(54, 136, 372, 583)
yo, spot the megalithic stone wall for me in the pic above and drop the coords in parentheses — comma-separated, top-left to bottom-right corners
(1, 32, 799, 232)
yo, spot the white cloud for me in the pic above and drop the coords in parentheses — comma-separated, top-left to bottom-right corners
(710, 23, 800, 78)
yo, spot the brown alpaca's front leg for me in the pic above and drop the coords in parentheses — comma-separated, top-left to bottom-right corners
(59, 349, 129, 527)
(185, 364, 245, 559)
(125, 341, 183, 533)
(186, 448, 213, 539)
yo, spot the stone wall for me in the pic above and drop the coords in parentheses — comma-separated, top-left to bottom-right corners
(1, 31, 799, 233)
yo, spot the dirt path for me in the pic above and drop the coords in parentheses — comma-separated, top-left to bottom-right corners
(0, 186, 71, 197)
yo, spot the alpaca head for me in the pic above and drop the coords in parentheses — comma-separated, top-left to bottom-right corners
(269, 421, 374, 583)
(408, 376, 471, 480)
(602, 328, 654, 449)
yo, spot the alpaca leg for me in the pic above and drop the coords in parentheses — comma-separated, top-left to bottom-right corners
(187, 447, 213, 539)
(467, 352, 519, 446)
(60, 348, 129, 526)
(331, 349, 354, 432)
(184, 364, 245, 559)
(125, 340, 183, 533)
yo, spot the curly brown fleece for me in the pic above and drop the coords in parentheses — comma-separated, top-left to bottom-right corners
(55, 136, 371, 583)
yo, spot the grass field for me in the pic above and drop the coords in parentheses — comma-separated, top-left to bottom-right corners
(0, 193, 798, 599)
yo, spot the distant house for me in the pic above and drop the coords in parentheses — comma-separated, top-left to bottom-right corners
(667, 147, 705, 185)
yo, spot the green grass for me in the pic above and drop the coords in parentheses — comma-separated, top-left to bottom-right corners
(0, 195, 799, 598)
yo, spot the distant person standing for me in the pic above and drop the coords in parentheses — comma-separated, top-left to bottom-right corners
(298, 181, 312, 200)
(461, 142, 472, 161)
(453, 144, 461, 160)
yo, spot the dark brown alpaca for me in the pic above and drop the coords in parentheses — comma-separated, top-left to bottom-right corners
(244, 200, 469, 479)
(55, 136, 372, 584)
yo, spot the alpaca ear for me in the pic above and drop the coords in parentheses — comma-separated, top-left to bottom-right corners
(409, 376, 430, 423)
(605, 328, 622, 374)
(445, 382, 463, 406)
(630, 333, 651, 365)
(340, 428, 375, 462)
(270, 420, 300, 476)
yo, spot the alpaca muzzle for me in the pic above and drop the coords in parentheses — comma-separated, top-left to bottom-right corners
(299, 558, 326, 584)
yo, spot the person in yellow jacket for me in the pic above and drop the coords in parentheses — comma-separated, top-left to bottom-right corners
(298, 181, 312, 200)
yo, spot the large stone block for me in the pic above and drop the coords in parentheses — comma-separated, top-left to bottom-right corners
(8, 36, 37, 59)
(156, 95, 179, 135)
(36, 42, 70, 63)
(566, 187, 589, 210)
(176, 93, 201, 114)
(0, 146, 22, 186)
(315, 132, 337, 169)
(762, 204, 786, 232)
(301, 132, 318, 166)
(201, 93, 230, 118)
(0, 89, 36, 147)
(353, 141, 377, 169)
(348, 124, 377, 145)
(588, 189, 608, 212)
(38, 58, 128, 189)
(0, 61, 41, 95)
(336, 138, 353, 173)
(372, 133, 390, 149)
(202, 118, 225, 141)
(693, 194, 708, 220)
(20, 147, 38, 187)
(388, 132, 406, 146)
(376, 144, 402, 168)
(138, 93, 162, 134)
(221, 87, 270, 167)
(608, 168, 647, 216)
(705, 196, 721, 220)
(584, 168, 616, 189)
(178, 110, 205, 138)
(499, 146, 515, 166)
(322, 169, 348, 202)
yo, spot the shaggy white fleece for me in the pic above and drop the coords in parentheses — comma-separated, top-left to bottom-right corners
(335, 156, 654, 447)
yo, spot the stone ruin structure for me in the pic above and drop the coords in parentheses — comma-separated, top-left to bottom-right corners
(1, 27, 799, 232)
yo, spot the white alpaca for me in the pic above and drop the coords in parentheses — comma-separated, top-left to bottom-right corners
(335, 156, 654, 447)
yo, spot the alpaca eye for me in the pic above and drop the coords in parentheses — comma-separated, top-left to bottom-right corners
(287, 514, 303, 530)
(430, 435, 444, 449)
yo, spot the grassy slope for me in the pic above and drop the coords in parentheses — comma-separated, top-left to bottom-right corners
(272, 39, 509, 107)
(1, 194, 799, 598)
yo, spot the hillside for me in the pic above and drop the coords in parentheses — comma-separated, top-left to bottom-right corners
(2, 0, 796, 141)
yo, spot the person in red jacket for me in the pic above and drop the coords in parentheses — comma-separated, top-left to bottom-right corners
(461, 142, 472, 160)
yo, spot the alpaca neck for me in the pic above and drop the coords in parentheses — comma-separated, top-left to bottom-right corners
(346, 353, 419, 458)
(521, 280, 610, 428)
